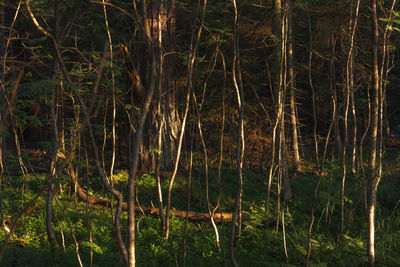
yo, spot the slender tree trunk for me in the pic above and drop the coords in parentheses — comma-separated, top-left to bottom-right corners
(46, 85, 60, 258)
(281, 1, 291, 201)
(272, 0, 282, 157)
(329, 32, 342, 158)
(155, 94, 165, 232)
(266, 0, 283, 214)
(360, 78, 371, 213)
(349, 0, 360, 177)
(340, 3, 353, 237)
(333, 89, 343, 157)
(218, 52, 227, 184)
(0, 0, 5, 230)
(350, 73, 357, 176)
(127, 54, 155, 267)
(182, 135, 193, 267)
(340, 1, 360, 237)
(155, 2, 165, 231)
(378, 0, 396, 181)
(288, 0, 301, 172)
(45, 3, 61, 257)
(102, 0, 117, 219)
(230, 1, 244, 265)
(328, 34, 341, 160)
(340, 71, 349, 237)
(192, 89, 220, 250)
(367, 0, 380, 265)
(127, 1, 157, 263)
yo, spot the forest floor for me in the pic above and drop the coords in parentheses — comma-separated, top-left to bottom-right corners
(1, 147, 400, 266)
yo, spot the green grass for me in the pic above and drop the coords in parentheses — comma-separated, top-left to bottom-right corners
(1, 152, 400, 266)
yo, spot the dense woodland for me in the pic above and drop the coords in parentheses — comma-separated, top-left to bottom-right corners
(0, 0, 400, 266)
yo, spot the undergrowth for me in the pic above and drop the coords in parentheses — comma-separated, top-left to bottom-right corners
(1, 152, 400, 266)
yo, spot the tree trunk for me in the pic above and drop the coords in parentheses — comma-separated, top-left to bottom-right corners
(45, 3, 61, 257)
(266, 0, 284, 213)
(230, 1, 244, 266)
(367, 0, 379, 265)
(333, 90, 343, 157)
(45, 81, 60, 258)
(140, 0, 178, 171)
(288, 0, 301, 172)
(0, 1, 5, 228)
(127, 2, 157, 265)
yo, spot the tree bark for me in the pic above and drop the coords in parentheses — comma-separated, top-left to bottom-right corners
(230, 1, 244, 266)
(140, 0, 178, 171)
(367, 0, 380, 265)
(288, 0, 301, 172)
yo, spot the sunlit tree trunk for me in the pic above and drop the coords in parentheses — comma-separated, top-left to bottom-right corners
(102, 0, 117, 221)
(230, 1, 244, 266)
(367, 0, 379, 265)
(349, 0, 360, 177)
(287, 0, 301, 172)
(378, 0, 396, 182)
(155, 21, 165, 231)
(272, 0, 282, 122)
(0, 0, 5, 229)
(281, 0, 291, 201)
(340, 0, 360, 237)
(266, 0, 283, 214)
(192, 87, 220, 250)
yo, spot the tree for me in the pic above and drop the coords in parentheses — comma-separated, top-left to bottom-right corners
(288, 0, 301, 172)
(367, 0, 380, 265)
(139, 0, 179, 171)
(230, 3, 244, 266)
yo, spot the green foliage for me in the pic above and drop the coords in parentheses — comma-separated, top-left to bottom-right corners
(2, 156, 400, 266)
(1, 0, 400, 266)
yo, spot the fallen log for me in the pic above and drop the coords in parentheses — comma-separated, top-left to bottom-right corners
(20, 149, 244, 222)
(68, 166, 248, 222)
(126, 206, 238, 222)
